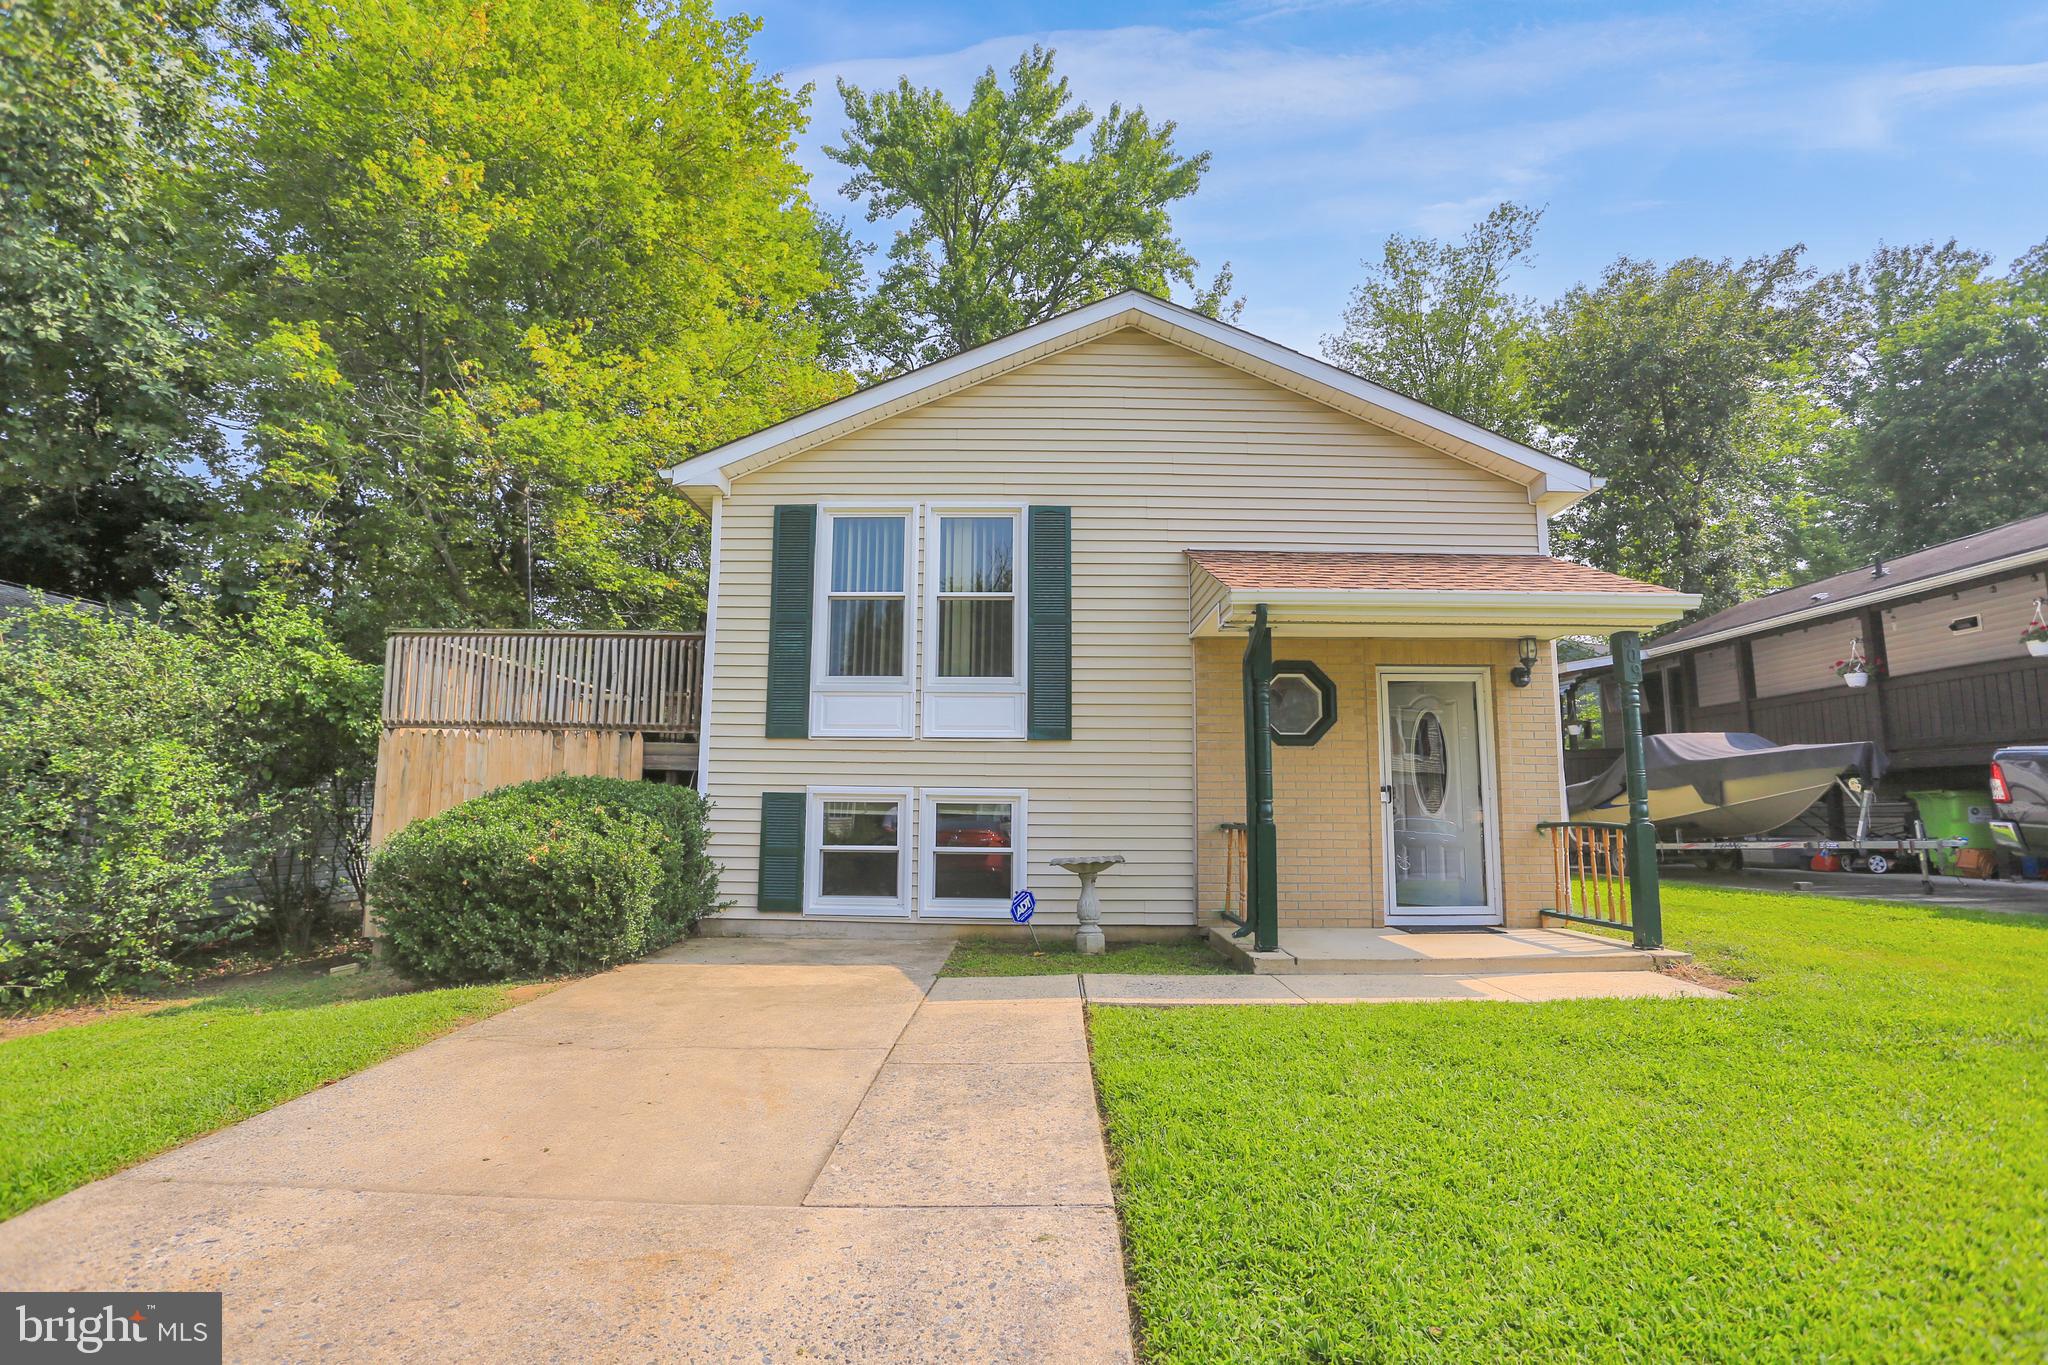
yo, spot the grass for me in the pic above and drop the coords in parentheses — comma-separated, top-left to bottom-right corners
(1090, 884, 2048, 1362)
(940, 934, 1233, 977)
(0, 963, 530, 1220)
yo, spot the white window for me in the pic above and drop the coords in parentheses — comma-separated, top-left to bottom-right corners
(923, 507, 1027, 738)
(812, 509, 915, 737)
(806, 790, 909, 916)
(921, 791, 1026, 918)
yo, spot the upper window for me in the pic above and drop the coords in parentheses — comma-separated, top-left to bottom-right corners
(935, 516, 1017, 679)
(826, 515, 908, 677)
(923, 508, 1028, 738)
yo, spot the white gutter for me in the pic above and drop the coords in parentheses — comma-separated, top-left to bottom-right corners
(1206, 586, 1698, 636)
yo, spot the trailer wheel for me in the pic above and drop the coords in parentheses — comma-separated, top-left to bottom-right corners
(1864, 853, 1893, 876)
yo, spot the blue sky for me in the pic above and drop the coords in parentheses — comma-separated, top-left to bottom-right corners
(732, 0, 2048, 352)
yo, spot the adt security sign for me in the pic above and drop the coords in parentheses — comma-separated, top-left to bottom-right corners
(1009, 890, 1036, 924)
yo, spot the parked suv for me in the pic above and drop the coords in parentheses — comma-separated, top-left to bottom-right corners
(1989, 746, 2048, 855)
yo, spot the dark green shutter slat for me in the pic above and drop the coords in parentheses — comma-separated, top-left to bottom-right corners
(766, 505, 815, 738)
(757, 791, 805, 911)
(1027, 506, 1072, 740)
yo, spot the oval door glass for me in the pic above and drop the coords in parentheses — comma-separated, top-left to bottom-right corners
(1386, 680, 1488, 909)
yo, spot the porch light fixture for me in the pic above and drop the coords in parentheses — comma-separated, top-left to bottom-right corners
(1510, 636, 1540, 688)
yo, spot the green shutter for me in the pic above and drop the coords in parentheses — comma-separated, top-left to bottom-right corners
(1027, 505, 1072, 740)
(766, 505, 815, 738)
(757, 791, 805, 911)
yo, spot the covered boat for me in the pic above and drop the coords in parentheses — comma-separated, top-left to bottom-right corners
(1566, 732, 1888, 837)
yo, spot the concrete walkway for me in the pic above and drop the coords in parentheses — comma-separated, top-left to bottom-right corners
(0, 939, 1134, 1363)
(941, 969, 1726, 1005)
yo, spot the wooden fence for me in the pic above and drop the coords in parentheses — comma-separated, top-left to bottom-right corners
(367, 727, 645, 848)
(382, 630, 704, 732)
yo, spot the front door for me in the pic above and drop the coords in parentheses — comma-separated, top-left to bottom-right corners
(1379, 670, 1501, 926)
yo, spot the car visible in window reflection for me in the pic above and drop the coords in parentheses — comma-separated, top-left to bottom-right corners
(935, 808, 1011, 875)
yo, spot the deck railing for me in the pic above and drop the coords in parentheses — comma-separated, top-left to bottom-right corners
(1536, 821, 1634, 936)
(381, 630, 704, 732)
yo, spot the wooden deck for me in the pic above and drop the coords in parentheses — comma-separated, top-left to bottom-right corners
(370, 630, 706, 851)
(382, 630, 703, 732)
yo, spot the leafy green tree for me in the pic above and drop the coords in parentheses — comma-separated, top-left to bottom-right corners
(1533, 249, 1817, 612)
(1322, 203, 1542, 441)
(0, 0, 222, 598)
(827, 46, 1235, 373)
(199, 0, 848, 652)
(1852, 246, 2048, 553)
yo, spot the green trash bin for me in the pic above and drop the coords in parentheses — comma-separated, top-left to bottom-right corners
(1909, 789, 1996, 874)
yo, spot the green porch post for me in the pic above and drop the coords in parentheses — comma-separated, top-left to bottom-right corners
(1610, 630, 1664, 949)
(1243, 604, 1280, 953)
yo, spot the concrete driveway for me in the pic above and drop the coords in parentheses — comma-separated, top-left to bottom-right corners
(0, 940, 1134, 1362)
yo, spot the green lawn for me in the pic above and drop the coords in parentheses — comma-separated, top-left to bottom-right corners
(0, 965, 526, 1220)
(941, 934, 1232, 977)
(1091, 885, 2048, 1362)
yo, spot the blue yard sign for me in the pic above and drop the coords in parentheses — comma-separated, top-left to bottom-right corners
(1009, 889, 1036, 923)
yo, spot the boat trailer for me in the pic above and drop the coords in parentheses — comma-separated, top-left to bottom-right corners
(1654, 780, 1969, 892)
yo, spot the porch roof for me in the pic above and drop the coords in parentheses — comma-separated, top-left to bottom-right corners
(1187, 550, 1698, 639)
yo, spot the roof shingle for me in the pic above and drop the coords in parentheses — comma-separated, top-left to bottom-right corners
(1185, 550, 1678, 596)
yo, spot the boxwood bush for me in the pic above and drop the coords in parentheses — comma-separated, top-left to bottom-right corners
(368, 777, 718, 982)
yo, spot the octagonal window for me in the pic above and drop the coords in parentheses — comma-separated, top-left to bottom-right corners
(1269, 674, 1322, 735)
(1265, 661, 1337, 745)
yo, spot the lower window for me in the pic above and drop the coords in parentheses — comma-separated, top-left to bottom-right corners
(807, 791, 907, 915)
(921, 791, 1025, 918)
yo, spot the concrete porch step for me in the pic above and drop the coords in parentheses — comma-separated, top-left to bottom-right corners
(1204, 922, 1689, 977)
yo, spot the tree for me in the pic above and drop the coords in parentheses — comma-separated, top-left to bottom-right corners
(0, 0, 222, 598)
(1322, 203, 1542, 441)
(198, 0, 848, 653)
(1852, 246, 2048, 553)
(1532, 249, 1816, 612)
(827, 46, 1235, 373)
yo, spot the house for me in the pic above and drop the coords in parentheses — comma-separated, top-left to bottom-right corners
(1560, 511, 2048, 809)
(654, 292, 1696, 945)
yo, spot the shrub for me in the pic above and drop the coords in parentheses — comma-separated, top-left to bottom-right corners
(367, 777, 719, 982)
(0, 591, 378, 998)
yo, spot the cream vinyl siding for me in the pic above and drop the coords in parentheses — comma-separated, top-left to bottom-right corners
(1751, 619, 1860, 697)
(1693, 644, 1742, 707)
(1881, 571, 2048, 676)
(703, 329, 1544, 925)
(1190, 564, 1229, 635)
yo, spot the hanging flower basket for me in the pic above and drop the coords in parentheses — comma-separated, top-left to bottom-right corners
(1832, 656, 1881, 688)
(2025, 604, 2048, 658)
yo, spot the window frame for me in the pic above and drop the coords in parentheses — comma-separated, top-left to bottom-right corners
(804, 786, 911, 917)
(919, 788, 1028, 919)
(922, 503, 1029, 739)
(810, 505, 918, 738)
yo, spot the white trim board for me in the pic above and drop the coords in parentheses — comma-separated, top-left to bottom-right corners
(664, 291, 1598, 509)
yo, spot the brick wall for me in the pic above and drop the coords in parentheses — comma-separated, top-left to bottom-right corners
(1194, 637, 1565, 929)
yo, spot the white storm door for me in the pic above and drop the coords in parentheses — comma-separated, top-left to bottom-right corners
(1379, 670, 1502, 927)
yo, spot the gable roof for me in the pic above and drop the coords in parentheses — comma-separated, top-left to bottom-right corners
(664, 291, 1599, 512)
(1639, 509, 2048, 660)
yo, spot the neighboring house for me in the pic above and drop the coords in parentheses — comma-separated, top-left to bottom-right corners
(0, 580, 112, 618)
(1561, 511, 2048, 794)
(660, 292, 1693, 940)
